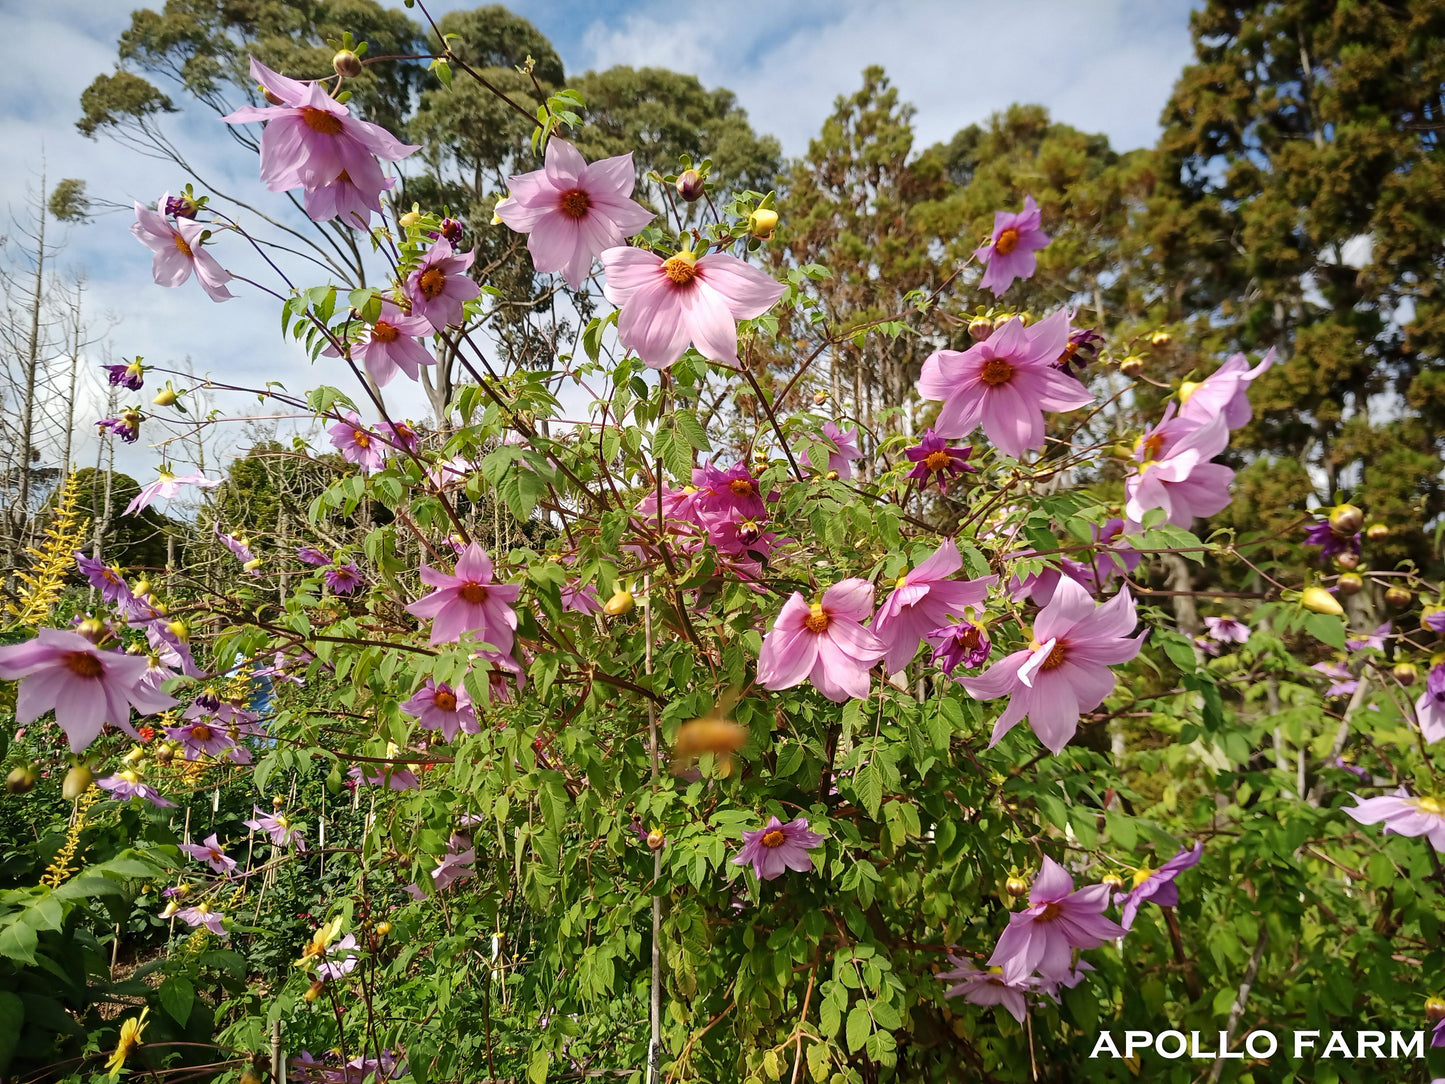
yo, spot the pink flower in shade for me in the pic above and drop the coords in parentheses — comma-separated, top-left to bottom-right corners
(904, 430, 975, 492)
(0, 628, 177, 752)
(560, 579, 603, 615)
(1311, 660, 1358, 697)
(98, 771, 176, 808)
(1072, 519, 1142, 594)
(217, 528, 260, 572)
(599, 246, 785, 370)
(731, 815, 823, 881)
(221, 58, 417, 224)
(1203, 615, 1250, 644)
(166, 720, 238, 760)
(400, 679, 478, 742)
(180, 833, 238, 875)
(124, 470, 221, 516)
(478, 649, 526, 704)
(325, 301, 435, 387)
(1117, 842, 1203, 930)
(297, 547, 330, 567)
(131, 198, 234, 302)
(349, 763, 419, 790)
(757, 579, 888, 702)
(327, 412, 387, 474)
(176, 903, 228, 937)
(316, 935, 360, 981)
(244, 806, 306, 851)
(973, 195, 1050, 296)
(432, 835, 476, 889)
(1179, 349, 1275, 430)
(917, 310, 1093, 460)
(804, 422, 861, 479)
(987, 857, 1126, 985)
(1124, 405, 1233, 528)
(304, 171, 396, 228)
(404, 542, 520, 651)
(871, 540, 996, 675)
(384, 420, 422, 455)
(406, 238, 481, 331)
(497, 138, 655, 288)
(962, 578, 1146, 755)
(938, 957, 1030, 1023)
(1343, 787, 1445, 850)
(1346, 622, 1391, 652)
(1417, 665, 1445, 743)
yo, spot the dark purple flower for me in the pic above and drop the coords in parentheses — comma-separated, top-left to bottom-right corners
(296, 547, 330, 566)
(165, 194, 198, 219)
(904, 429, 975, 493)
(103, 360, 145, 390)
(930, 620, 991, 675)
(1054, 326, 1103, 377)
(1117, 842, 1202, 930)
(383, 419, 422, 454)
(1303, 520, 1361, 564)
(438, 218, 464, 245)
(325, 563, 365, 595)
(1334, 756, 1370, 780)
(97, 411, 142, 443)
(1426, 611, 1445, 636)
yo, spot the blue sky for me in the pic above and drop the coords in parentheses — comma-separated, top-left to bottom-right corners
(0, 0, 1199, 482)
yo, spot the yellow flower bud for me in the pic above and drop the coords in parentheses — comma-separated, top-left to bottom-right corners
(152, 387, 178, 406)
(1301, 586, 1344, 616)
(399, 211, 421, 227)
(603, 587, 634, 616)
(748, 207, 778, 240)
(333, 50, 363, 78)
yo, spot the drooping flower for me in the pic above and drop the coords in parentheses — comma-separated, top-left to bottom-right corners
(316, 934, 360, 981)
(1343, 788, 1445, 850)
(987, 856, 1127, 984)
(1303, 519, 1361, 565)
(383, 419, 422, 455)
(1179, 349, 1274, 430)
(1416, 664, 1445, 744)
(930, 620, 992, 676)
(180, 833, 238, 875)
(325, 563, 365, 595)
(560, 579, 603, 615)
(327, 412, 386, 474)
(297, 547, 330, 567)
(1073, 519, 1142, 593)
(903, 429, 975, 492)
(406, 237, 481, 331)
(75, 553, 135, 608)
(973, 194, 1050, 295)
(98, 411, 143, 444)
(962, 578, 1146, 755)
(1311, 660, 1358, 698)
(244, 806, 306, 850)
(326, 300, 436, 388)
(304, 170, 396, 228)
(1116, 842, 1203, 930)
(217, 528, 260, 573)
(1124, 405, 1233, 528)
(349, 760, 419, 791)
(917, 310, 1093, 460)
(97, 770, 177, 808)
(1346, 622, 1391, 652)
(938, 956, 1030, 1023)
(871, 540, 996, 675)
(176, 902, 228, 937)
(731, 815, 823, 881)
(757, 579, 888, 702)
(123, 470, 221, 516)
(1203, 615, 1250, 645)
(432, 834, 476, 889)
(104, 359, 145, 390)
(165, 194, 197, 219)
(104, 1008, 149, 1075)
(131, 198, 234, 302)
(599, 246, 785, 370)
(295, 916, 343, 970)
(404, 541, 520, 651)
(497, 137, 654, 288)
(221, 58, 417, 224)
(804, 422, 862, 479)
(0, 628, 177, 752)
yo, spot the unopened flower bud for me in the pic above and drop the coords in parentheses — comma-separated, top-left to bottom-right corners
(1005, 874, 1030, 898)
(243, 558, 263, 572)
(967, 316, 994, 342)
(6, 765, 36, 795)
(747, 207, 778, 240)
(439, 217, 464, 244)
(62, 764, 94, 800)
(1101, 873, 1125, 890)
(1333, 551, 1361, 571)
(399, 211, 421, 227)
(675, 169, 704, 202)
(376, 921, 392, 937)
(1394, 662, 1419, 687)
(166, 620, 189, 642)
(123, 745, 146, 766)
(825, 470, 839, 481)
(303, 980, 325, 1003)
(1301, 586, 1344, 616)
(1335, 572, 1363, 596)
(1178, 380, 1201, 403)
(1328, 503, 1364, 536)
(134, 579, 152, 598)
(152, 387, 178, 406)
(646, 829, 665, 850)
(77, 617, 107, 643)
(603, 588, 634, 617)
(261, 86, 285, 106)
(1427, 996, 1445, 1022)
(333, 49, 363, 78)
(812, 390, 828, 406)
(240, 1069, 262, 1084)
(155, 743, 176, 765)
(272, 794, 285, 808)
(1148, 330, 1172, 349)
(1119, 355, 1145, 378)
(1385, 586, 1412, 608)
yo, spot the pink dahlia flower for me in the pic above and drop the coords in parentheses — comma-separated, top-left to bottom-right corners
(1343, 787, 1445, 850)
(599, 247, 785, 370)
(903, 429, 975, 492)
(1203, 615, 1250, 644)
(180, 833, 238, 875)
(938, 956, 1030, 1023)
(987, 856, 1126, 985)
(327, 301, 435, 387)
(804, 421, 862, 479)
(1179, 349, 1274, 430)
(244, 806, 306, 850)
(1117, 842, 1202, 930)
(757, 579, 888, 702)
(166, 719, 238, 761)
(401, 678, 479, 742)
(0, 628, 177, 752)
(176, 903, 228, 937)
(124, 470, 221, 517)
(731, 815, 823, 881)
(406, 237, 481, 331)
(871, 540, 996, 675)
(432, 835, 476, 889)
(1417, 665, 1445, 744)
(917, 309, 1093, 460)
(97, 771, 176, 808)
(316, 934, 360, 981)
(404, 541, 520, 651)
(327, 411, 387, 474)
(962, 578, 1145, 755)
(131, 198, 233, 302)
(1125, 404, 1233, 528)
(973, 194, 1050, 296)
(497, 137, 654, 288)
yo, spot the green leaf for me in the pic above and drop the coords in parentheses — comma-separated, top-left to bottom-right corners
(528, 1046, 549, 1084)
(0, 991, 22, 1072)
(0, 920, 38, 965)
(160, 975, 195, 1025)
(845, 1003, 872, 1052)
(854, 762, 883, 818)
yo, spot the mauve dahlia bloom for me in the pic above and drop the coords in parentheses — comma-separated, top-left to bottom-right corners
(930, 620, 992, 676)
(131, 198, 234, 302)
(349, 763, 419, 791)
(1124, 405, 1233, 528)
(330, 301, 435, 387)
(304, 170, 395, 228)
(1179, 349, 1274, 430)
(180, 833, 238, 875)
(917, 310, 1093, 460)
(217, 528, 259, 571)
(805, 422, 862, 479)
(904, 429, 975, 492)
(561, 579, 603, 615)
(401, 678, 479, 742)
(327, 412, 386, 474)
(1303, 520, 1361, 564)
(1311, 661, 1358, 697)
(1203, 615, 1250, 644)
(316, 934, 360, 981)
(757, 579, 888, 702)
(599, 246, 785, 370)
(938, 957, 1030, 1023)
(104, 359, 145, 389)
(124, 470, 221, 517)
(0, 628, 176, 752)
(244, 806, 306, 850)
(406, 237, 480, 331)
(731, 815, 823, 881)
(432, 835, 476, 889)
(98, 771, 176, 808)
(871, 540, 996, 675)
(963, 578, 1146, 755)
(987, 857, 1126, 985)
(1343, 788, 1445, 850)
(222, 58, 417, 221)
(166, 719, 238, 760)
(1073, 519, 1142, 593)
(497, 138, 654, 288)
(1346, 622, 1391, 652)
(297, 547, 329, 567)
(176, 903, 227, 937)
(1416, 665, 1445, 744)
(405, 541, 520, 651)
(973, 195, 1050, 296)
(75, 552, 134, 607)
(1117, 842, 1202, 930)
(324, 563, 365, 595)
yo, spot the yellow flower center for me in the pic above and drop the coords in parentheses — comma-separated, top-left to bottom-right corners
(924, 450, 952, 472)
(1036, 901, 1062, 921)
(761, 829, 786, 848)
(65, 651, 104, 679)
(418, 267, 448, 299)
(301, 107, 344, 135)
(803, 602, 830, 634)
(433, 688, 457, 712)
(994, 228, 1020, 256)
(662, 251, 698, 286)
(1139, 432, 1165, 462)
(1417, 797, 1445, 815)
(729, 478, 757, 498)
(1029, 639, 1068, 671)
(895, 574, 909, 590)
(353, 430, 370, 448)
(189, 724, 214, 742)
(558, 188, 591, 219)
(371, 320, 400, 343)
(459, 582, 488, 605)
(979, 358, 1014, 387)
(1132, 866, 1155, 888)
(173, 233, 193, 258)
